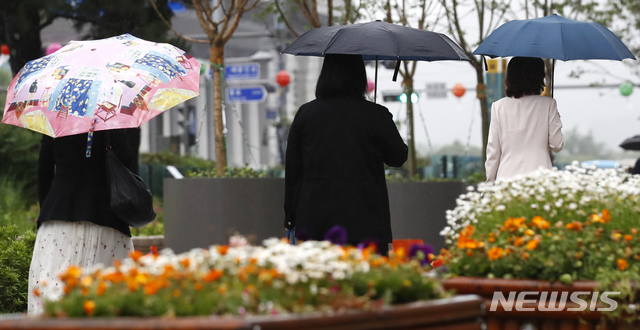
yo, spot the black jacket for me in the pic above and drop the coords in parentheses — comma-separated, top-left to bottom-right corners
(37, 128, 139, 236)
(284, 97, 408, 243)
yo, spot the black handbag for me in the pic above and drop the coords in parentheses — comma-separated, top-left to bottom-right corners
(105, 132, 156, 228)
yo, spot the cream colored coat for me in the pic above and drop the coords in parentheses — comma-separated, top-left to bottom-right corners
(485, 95, 564, 182)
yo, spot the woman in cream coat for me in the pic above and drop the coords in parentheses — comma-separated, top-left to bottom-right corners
(485, 57, 564, 182)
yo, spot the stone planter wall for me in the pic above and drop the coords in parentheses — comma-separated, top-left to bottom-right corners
(163, 178, 469, 254)
(0, 295, 486, 330)
(443, 277, 638, 330)
(131, 235, 164, 254)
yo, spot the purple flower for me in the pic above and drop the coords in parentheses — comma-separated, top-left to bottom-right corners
(324, 225, 348, 245)
(357, 238, 379, 252)
(409, 244, 434, 266)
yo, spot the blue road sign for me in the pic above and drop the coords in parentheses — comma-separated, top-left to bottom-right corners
(227, 86, 267, 103)
(225, 63, 260, 80)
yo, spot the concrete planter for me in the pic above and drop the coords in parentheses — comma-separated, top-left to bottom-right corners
(443, 277, 638, 329)
(0, 295, 486, 330)
(164, 178, 469, 254)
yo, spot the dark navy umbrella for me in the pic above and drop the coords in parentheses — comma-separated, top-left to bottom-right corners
(620, 135, 640, 151)
(282, 21, 469, 101)
(473, 14, 635, 61)
(472, 15, 635, 97)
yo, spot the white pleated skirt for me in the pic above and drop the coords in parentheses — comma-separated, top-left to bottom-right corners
(27, 221, 132, 315)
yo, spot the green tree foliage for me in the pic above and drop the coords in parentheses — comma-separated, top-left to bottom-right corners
(69, 0, 189, 51)
(0, 0, 179, 74)
(0, 225, 36, 314)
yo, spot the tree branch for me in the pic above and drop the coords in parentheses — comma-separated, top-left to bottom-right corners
(275, 0, 300, 37)
(148, 0, 208, 43)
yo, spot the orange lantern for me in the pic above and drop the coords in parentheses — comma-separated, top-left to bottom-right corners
(276, 70, 290, 88)
(452, 83, 466, 98)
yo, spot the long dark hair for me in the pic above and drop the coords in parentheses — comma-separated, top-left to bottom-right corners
(505, 57, 546, 98)
(315, 54, 367, 99)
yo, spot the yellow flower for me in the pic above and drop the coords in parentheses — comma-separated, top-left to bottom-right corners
(617, 259, 629, 271)
(81, 276, 93, 288)
(487, 247, 505, 260)
(524, 229, 535, 236)
(83, 300, 96, 316)
(526, 239, 539, 251)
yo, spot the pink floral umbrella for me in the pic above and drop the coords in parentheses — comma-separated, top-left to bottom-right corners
(2, 34, 200, 138)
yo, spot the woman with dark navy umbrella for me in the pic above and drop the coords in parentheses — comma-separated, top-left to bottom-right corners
(284, 54, 408, 256)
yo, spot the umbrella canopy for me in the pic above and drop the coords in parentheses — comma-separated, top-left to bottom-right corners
(620, 135, 640, 151)
(2, 34, 200, 138)
(473, 14, 635, 61)
(282, 21, 469, 101)
(283, 21, 469, 62)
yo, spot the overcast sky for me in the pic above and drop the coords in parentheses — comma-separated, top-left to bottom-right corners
(367, 58, 640, 158)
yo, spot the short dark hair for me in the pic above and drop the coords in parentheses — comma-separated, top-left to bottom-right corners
(505, 57, 546, 98)
(315, 54, 367, 99)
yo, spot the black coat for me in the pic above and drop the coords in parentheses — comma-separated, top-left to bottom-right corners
(284, 97, 408, 243)
(37, 128, 139, 236)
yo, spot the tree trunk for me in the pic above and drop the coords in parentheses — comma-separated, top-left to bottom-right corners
(403, 79, 417, 178)
(2, 2, 43, 74)
(474, 68, 489, 167)
(210, 45, 228, 176)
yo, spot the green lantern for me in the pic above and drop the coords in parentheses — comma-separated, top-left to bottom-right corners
(620, 82, 633, 97)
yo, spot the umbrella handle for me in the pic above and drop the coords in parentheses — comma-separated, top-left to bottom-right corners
(392, 60, 401, 82)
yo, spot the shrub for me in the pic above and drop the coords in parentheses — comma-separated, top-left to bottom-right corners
(186, 167, 267, 178)
(0, 177, 38, 234)
(140, 151, 215, 168)
(0, 225, 36, 314)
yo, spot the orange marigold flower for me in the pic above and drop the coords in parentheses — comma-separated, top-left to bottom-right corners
(487, 247, 505, 260)
(97, 281, 107, 296)
(217, 245, 229, 255)
(602, 209, 611, 222)
(565, 221, 583, 232)
(428, 253, 435, 261)
(180, 258, 190, 268)
(431, 259, 443, 268)
(526, 239, 539, 251)
(612, 232, 622, 242)
(514, 237, 524, 247)
(460, 225, 475, 237)
(194, 283, 203, 291)
(465, 241, 478, 249)
(632, 228, 638, 235)
(489, 237, 496, 243)
(173, 289, 181, 297)
(575, 252, 582, 259)
(589, 213, 604, 224)
(624, 235, 633, 242)
(217, 286, 228, 295)
(202, 269, 223, 282)
(617, 259, 629, 271)
(521, 252, 530, 261)
(524, 229, 535, 236)
(466, 250, 473, 257)
(83, 300, 96, 316)
(129, 250, 144, 262)
(144, 281, 160, 295)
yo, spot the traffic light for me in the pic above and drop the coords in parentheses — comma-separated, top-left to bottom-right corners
(383, 92, 418, 103)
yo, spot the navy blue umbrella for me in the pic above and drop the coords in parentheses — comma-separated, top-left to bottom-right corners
(473, 14, 635, 61)
(282, 21, 469, 101)
(472, 14, 635, 97)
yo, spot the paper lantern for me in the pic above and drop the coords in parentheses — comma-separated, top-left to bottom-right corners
(276, 70, 290, 87)
(46, 43, 62, 55)
(367, 79, 375, 93)
(620, 82, 633, 97)
(0, 44, 8, 55)
(452, 83, 466, 98)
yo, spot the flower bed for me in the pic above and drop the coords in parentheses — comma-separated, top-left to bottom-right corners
(437, 163, 640, 326)
(34, 237, 450, 318)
